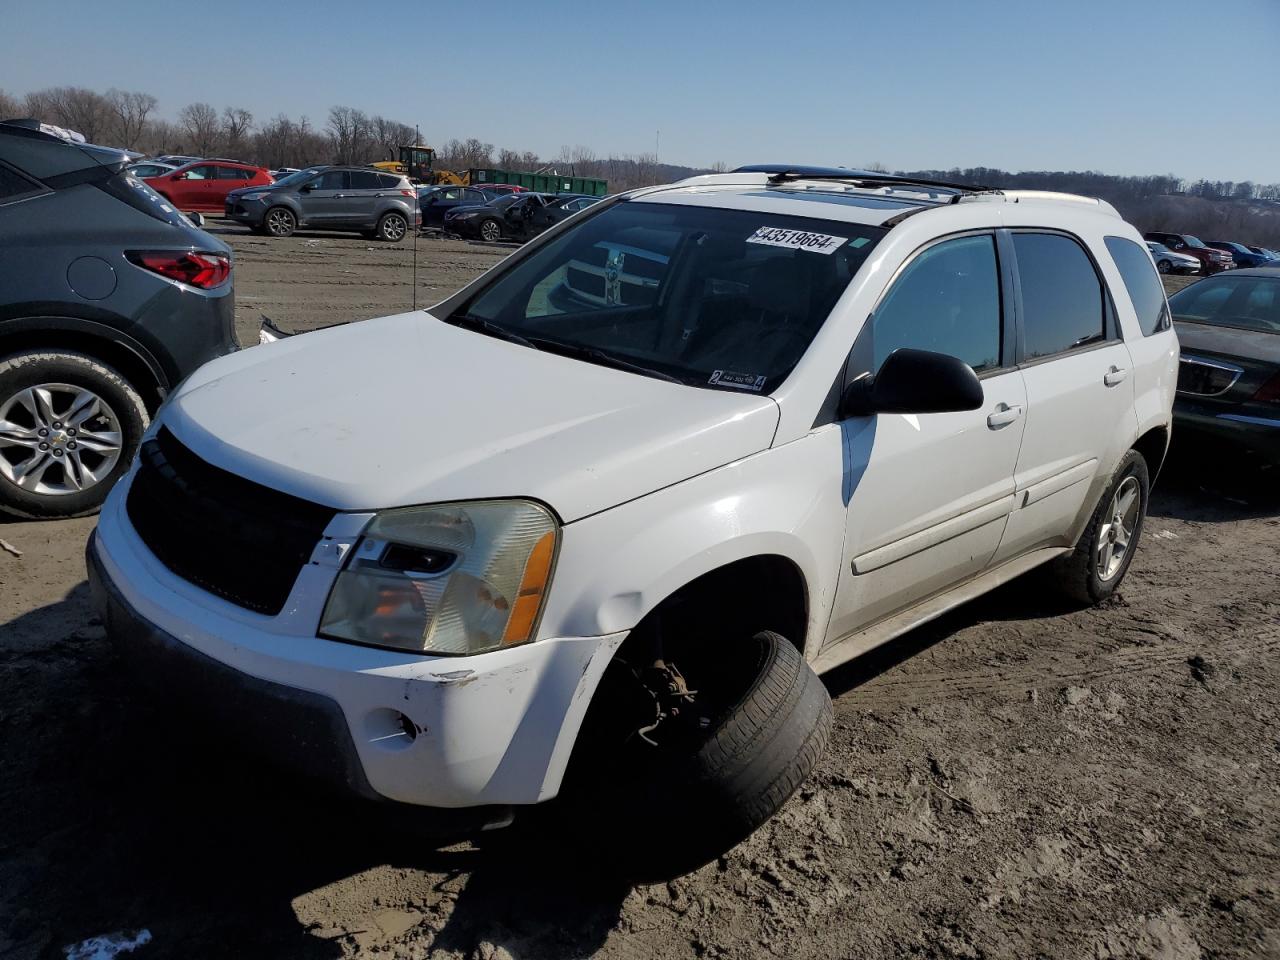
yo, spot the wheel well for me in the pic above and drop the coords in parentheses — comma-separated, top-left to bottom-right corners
(1133, 425, 1170, 479)
(619, 555, 809, 662)
(0, 328, 165, 411)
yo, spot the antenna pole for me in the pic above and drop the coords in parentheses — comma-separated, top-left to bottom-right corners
(412, 123, 419, 310)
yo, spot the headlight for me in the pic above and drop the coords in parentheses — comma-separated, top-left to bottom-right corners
(241, 192, 269, 202)
(319, 500, 558, 655)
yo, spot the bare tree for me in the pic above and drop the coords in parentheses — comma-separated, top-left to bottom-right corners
(30, 86, 112, 141)
(0, 89, 22, 119)
(179, 102, 221, 155)
(105, 89, 157, 148)
(221, 106, 254, 159)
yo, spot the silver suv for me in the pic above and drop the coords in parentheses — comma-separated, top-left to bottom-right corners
(225, 165, 420, 242)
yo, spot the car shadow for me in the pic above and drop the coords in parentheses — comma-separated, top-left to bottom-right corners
(1149, 446, 1279, 522)
(0, 582, 627, 959)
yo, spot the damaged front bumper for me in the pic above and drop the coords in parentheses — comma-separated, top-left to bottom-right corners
(88, 484, 626, 811)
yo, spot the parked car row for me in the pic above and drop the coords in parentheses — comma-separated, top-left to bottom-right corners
(1143, 231, 1280, 274)
(441, 190, 603, 242)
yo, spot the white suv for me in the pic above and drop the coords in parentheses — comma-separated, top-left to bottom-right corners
(88, 168, 1177, 873)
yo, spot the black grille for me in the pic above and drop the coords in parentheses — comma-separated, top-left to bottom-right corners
(126, 427, 336, 615)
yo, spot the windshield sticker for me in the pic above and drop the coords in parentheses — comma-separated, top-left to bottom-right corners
(746, 226, 848, 255)
(709, 370, 767, 391)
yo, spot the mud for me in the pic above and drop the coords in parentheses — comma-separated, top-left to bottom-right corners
(1, 227, 1276, 959)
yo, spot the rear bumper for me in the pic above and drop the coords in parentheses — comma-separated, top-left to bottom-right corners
(88, 482, 626, 809)
(1173, 398, 1280, 465)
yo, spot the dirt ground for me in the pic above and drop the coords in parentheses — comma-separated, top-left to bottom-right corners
(1, 227, 1277, 960)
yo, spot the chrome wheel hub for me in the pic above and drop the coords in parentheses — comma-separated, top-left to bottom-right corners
(0, 383, 123, 496)
(1096, 476, 1140, 582)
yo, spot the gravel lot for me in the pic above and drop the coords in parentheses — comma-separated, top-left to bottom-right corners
(1, 227, 1276, 960)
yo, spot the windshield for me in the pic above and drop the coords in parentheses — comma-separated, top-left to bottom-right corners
(1183, 235, 1207, 249)
(454, 200, 885, 391)
(1169, 276, 1280, 333)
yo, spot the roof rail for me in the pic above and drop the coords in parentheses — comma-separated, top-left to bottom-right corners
(976, 190, 1120, 217)
(734, 165, 1000, 199)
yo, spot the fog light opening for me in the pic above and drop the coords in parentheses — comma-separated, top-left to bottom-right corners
(364, 708, 420, 752)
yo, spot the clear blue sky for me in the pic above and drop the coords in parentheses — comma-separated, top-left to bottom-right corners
(3, 0, 1277, 183)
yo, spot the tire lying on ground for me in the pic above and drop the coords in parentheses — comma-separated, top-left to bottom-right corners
(560, 630, 833, 881)
(0, 350, 148, 519)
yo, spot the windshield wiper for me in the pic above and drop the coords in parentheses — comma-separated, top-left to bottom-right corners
(524, 336, 687, 384)
(445, 314, 537, 349)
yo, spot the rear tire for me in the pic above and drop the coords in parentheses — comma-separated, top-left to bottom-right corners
(1050, 449, 1149, 606)
(376, 212, 407, 243)
(264, 206, 296, 238)
(0, 350, 148, 519)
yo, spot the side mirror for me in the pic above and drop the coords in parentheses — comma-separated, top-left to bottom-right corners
(840, 348, 984, 418)
(172, 172, 187, 180)
(300, 183, 314, 193)
(186, 212, 205, 228)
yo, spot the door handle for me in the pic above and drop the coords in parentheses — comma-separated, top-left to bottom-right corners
(987, 403, 1023, 429)
(1104, 365, 1128, 387)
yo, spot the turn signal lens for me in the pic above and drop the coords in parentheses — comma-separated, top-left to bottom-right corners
(129, 251, 232, 289)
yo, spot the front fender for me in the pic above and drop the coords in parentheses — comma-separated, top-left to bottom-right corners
(537, 427, 848, 662)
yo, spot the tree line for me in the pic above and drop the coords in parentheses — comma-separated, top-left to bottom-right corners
(901, 166, 1280, 248)
(0, 86, 692, 192)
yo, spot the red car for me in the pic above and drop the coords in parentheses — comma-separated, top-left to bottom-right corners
(1143, 231, 1233, 275)
(143, 160, 273, 212)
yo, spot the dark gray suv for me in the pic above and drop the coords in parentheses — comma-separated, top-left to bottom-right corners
(225, 165, 419, 242)
(0, 119, 237, 519)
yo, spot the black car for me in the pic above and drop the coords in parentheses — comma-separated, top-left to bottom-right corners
(443, 192, 599, 242)
(418, 185, 505, 227)
(0, 119, 237, 518)
(1168, 268, 1280, 467)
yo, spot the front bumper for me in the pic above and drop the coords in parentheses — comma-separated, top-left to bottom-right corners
(224, 198, 267, 225)
(1173, 397, 1280, 465)
(89, 481, 626, 809)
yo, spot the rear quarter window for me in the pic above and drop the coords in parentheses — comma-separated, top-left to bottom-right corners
(1104, 236, 1170, 336)
(0, 161, 46, 205)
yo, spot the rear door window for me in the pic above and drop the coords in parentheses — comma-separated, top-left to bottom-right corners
(1104, 236, 1170, 336)
(864, 234, 1002, 374)
(349, 170, 382, 190)
(1013, 232, 1107, 359)
(216, 166, 251, 180)
(313, 170, 348, 191)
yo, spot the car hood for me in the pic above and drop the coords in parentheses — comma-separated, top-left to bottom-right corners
(1175, 320, 1280, 365)
(162, 311, 780, 521)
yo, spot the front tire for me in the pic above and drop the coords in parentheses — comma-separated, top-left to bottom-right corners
(1051, 450, 1150, 606)
(567, 630, 832, 880)
(479, 218, 502, 243)
(376, 212, 407, 242)
(1157, 259, 1172, 274)
(0, 350, 148, 519)
(264, 206, 296, 238)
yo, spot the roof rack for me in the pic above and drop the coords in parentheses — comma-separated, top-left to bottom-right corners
(734, 164, 999, 197)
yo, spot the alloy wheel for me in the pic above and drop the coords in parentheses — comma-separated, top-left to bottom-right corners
(0, 383, 123, 496)
(266, 208, 295, 236)
(1096, 476, 1140, 581)
(381, 215, 407, 241)
(480, 220, 501, 242)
